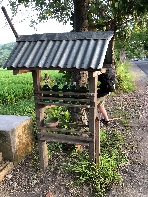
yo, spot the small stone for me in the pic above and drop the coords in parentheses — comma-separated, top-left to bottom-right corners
(6, 174, 13, 179)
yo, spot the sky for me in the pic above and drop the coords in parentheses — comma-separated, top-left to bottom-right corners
(0, 1, 72, 44)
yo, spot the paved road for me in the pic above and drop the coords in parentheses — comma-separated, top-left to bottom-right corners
(132, 60, 148, 75)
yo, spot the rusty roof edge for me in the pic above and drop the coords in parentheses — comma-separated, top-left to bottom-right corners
(16, 31, 114, 42)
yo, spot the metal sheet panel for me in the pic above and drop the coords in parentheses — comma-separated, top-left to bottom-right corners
(3, 31, 114, 70)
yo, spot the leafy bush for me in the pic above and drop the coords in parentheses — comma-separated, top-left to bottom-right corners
(0, 42, 14, 67)
(61, 129, 127, 196)
(0, 69, 33, 104)
(116, 61, 136, 93)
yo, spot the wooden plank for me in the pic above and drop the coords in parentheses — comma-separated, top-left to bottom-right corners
(37, 101, 91, 108)
(35, 90, 95, 97)
(42, 122, 89, 128)
(38, 128, 90, 135)
(34, 95, 90, 102)
(22, 67, 102, 72)
(58, 123, 89, 128)
(13, 70, 30, 75)
(38, 132, 92, 145)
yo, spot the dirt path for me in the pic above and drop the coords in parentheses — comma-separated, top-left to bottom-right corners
(105, 63, 148, 197)
(0, 63, 148, 197)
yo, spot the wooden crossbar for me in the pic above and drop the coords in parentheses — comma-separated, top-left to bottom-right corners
(38, 132, 92, 146)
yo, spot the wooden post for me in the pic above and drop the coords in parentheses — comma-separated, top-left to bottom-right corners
(32, 70, 48, 171)
(88, 71, 98, 162)
(95, 119, 100, 164)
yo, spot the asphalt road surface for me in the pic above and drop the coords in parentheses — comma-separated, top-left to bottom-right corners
(132, 60, 148, 75)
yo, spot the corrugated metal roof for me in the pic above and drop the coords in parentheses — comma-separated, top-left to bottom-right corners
(3, 31, 114, 70)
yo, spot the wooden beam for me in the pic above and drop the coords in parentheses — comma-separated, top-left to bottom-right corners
(13, 70, 30, 75)
(38, 132, 92, 146)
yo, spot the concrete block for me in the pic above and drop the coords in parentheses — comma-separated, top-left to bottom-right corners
(0, 115, 34, 165)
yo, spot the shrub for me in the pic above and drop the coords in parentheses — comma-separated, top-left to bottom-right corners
(116, 61, 136, 93)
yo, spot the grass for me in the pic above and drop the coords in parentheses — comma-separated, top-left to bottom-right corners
(116, 61, 136, 93)
(59, 128, 128, 197)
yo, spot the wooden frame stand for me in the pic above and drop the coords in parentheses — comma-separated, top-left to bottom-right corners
(32, 70, 100, 171)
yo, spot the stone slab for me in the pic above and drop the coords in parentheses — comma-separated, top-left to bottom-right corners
(0, 115, 34, 165)
(0, 115, 30, 131)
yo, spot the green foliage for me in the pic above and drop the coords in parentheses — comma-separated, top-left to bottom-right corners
(0, 97, 35, 117)
(45, 106, 76, 152)
(9, 0, 72, 25)
(0, 69, 33, 104)
(8, 0, 148, 34)
(61, 129, 127, 196)
(45, 106, 71, 128)
(116, 61, 136, 93)
(0, 42, 14, 67)
(126, 26, 147, 59)
(42, 70, 66, 88)
(0, 69, 67, 105)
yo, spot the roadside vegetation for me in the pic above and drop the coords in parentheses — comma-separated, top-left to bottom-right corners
(0, 0, 146, 194)
(116, 61, 136, 93)
(0, 60, 135, 196)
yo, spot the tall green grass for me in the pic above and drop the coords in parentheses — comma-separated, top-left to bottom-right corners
(116, 61, 136, 93)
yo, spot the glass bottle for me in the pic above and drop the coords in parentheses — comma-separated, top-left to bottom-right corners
(52, 82, 59, 103)
(42, 82, 50, 102)
(70, 82, 78, 104)
(62, 82, 70, 104)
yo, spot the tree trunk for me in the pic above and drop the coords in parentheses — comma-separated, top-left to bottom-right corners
(73, 0, 89, 32)
(119, 48, 126, 63)
(106, 23, 117, 72)
(70, 0, 89, 125)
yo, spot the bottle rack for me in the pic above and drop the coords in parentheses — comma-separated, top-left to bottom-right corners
(32, 70, 100, 171)
(35, 90, 95, 107)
